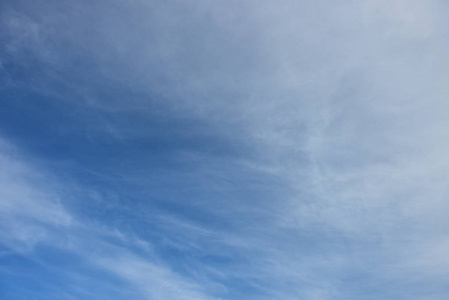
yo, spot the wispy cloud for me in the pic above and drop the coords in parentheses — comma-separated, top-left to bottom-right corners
(1, 0, 449, 299)
(0, 137, 220, 299)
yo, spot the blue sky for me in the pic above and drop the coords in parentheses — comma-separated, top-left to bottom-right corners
(1, 0, 449, 299)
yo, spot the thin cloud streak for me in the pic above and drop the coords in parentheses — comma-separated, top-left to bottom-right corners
(0, 137, 219, 300)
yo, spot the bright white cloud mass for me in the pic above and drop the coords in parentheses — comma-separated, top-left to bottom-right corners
(1, 0, 449, 299)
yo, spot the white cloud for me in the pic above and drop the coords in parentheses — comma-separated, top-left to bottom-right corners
(0, 136, 218, 299)
(2, 0, 449, 298)
(0, 138, 72, 252)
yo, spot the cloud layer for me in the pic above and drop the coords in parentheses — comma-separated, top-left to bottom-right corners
(1, 1, 449, 299)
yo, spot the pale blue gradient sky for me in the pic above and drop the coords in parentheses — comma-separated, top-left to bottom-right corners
(1, 1, 449, 299)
